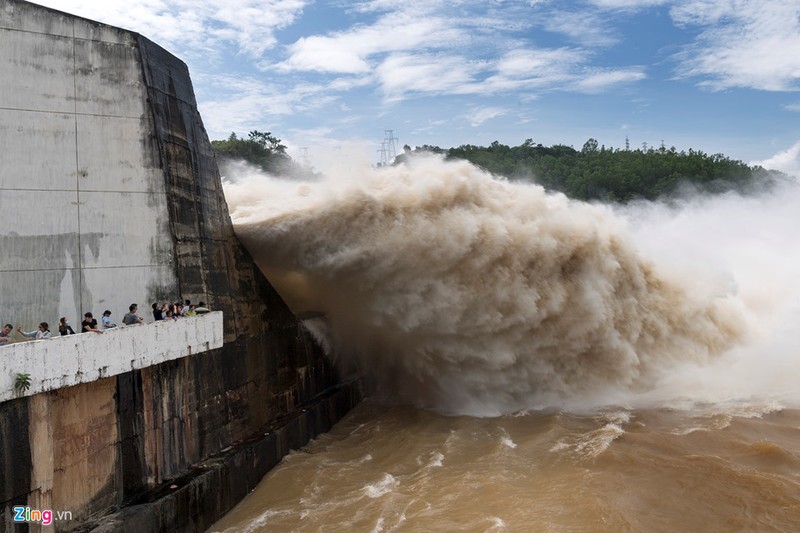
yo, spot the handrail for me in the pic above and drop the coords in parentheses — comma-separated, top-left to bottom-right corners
(0, 312, 223, 403)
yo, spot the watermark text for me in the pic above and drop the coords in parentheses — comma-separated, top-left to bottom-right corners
(12, 506, 72, 526)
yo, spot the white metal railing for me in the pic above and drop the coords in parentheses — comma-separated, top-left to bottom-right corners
(0, 312, 223, 402)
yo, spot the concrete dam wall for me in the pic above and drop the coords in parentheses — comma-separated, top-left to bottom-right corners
(0, 0, 360, 530)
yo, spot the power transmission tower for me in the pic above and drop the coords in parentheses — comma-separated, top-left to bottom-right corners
(384, 130, 398, 162)
(376, 130, 400, 166)
(377, 141, 388, 166)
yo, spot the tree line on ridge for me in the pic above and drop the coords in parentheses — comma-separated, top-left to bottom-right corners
(212, 132, 789, 203)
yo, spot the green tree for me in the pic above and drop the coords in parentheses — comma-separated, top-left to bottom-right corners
(404, 138, 787, 203)
(211, 130, 292, 173)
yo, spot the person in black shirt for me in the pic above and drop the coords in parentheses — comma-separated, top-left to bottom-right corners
(82, 312, 101, 333)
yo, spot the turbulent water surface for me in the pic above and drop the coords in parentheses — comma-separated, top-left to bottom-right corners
(214, 156, 800, 531)
(212, 401, 800, 532)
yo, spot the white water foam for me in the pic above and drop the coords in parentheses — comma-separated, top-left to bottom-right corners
(363, 473, 399, 498)
(224, 154, 800, 416)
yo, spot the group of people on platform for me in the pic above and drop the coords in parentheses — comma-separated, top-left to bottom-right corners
(0, 300, 210, 347)
(151, 300, 210, 321)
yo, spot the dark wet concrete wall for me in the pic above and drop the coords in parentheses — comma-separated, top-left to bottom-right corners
(0, 399, 32, 521)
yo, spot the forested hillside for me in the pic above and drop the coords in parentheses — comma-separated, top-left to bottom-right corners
(397, 139, 787, 202)
(211, 132, 788, 203)
(211, 130, 315, 178)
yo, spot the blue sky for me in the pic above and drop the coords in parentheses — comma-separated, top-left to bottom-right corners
(41, 0, 800, 175)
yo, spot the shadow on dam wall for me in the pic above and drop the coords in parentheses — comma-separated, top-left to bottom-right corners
(0, 2, 361, 531)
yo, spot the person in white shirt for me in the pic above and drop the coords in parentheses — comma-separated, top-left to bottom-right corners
(18, 322, 52, 340)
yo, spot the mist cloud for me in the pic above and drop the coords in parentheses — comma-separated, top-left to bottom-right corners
(221, 155, 800, 415)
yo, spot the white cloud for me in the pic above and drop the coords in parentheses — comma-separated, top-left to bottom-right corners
(484, 48, 645, 95)
(784, 102, 800, 112)
(277, 12, 464, 73)
(326, 76, 374, 92)
(480, 48, 580, 93)
(671, 1, 800, 91)
(541, 10, 620, 46)
(572, 68, 647, 93)
(468, 107, 508, 127)
(411, 119, 449, 135)
(589, 0, 669, 8)
(195, 74, 336, 139)
(370, 45, 644, 101)
(40, 0, 307, 57)
(495, 48, 584, 78)
(274, 1, 648, 101)
(349, 0, 447, 14)
(278, 35, 372, 74)
(669, 0, 732, 25)
(751, 141, 800, 178)
(376, 54, 482, 101)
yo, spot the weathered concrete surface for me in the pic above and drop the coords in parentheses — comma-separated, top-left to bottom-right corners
(1, 1, 360, 531)
(0, 0, 178, 328)
(52, 378, 120, 517)
(90, 380, 361, 533)
(0, 313, 223, 402)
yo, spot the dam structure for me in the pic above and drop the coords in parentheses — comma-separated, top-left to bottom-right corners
(0, 0, 360, 530)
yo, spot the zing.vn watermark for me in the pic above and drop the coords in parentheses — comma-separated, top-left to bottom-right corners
(12, 506, 72, 526)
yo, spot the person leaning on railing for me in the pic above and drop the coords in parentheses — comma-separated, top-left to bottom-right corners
(18, 322, 52, 340)
(101, 310, 117, 330)
(122, 303, 144, 325)
(0, 323, 13, 345)
(82, 312, 103, 334)
(58, 317, 75, 335)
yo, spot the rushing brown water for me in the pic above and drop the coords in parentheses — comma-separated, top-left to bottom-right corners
(210, 400, 800, 532)
(216, 156, 800, 532)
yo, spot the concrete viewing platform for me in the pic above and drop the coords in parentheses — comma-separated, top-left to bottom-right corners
(0, 312, 223, 403)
